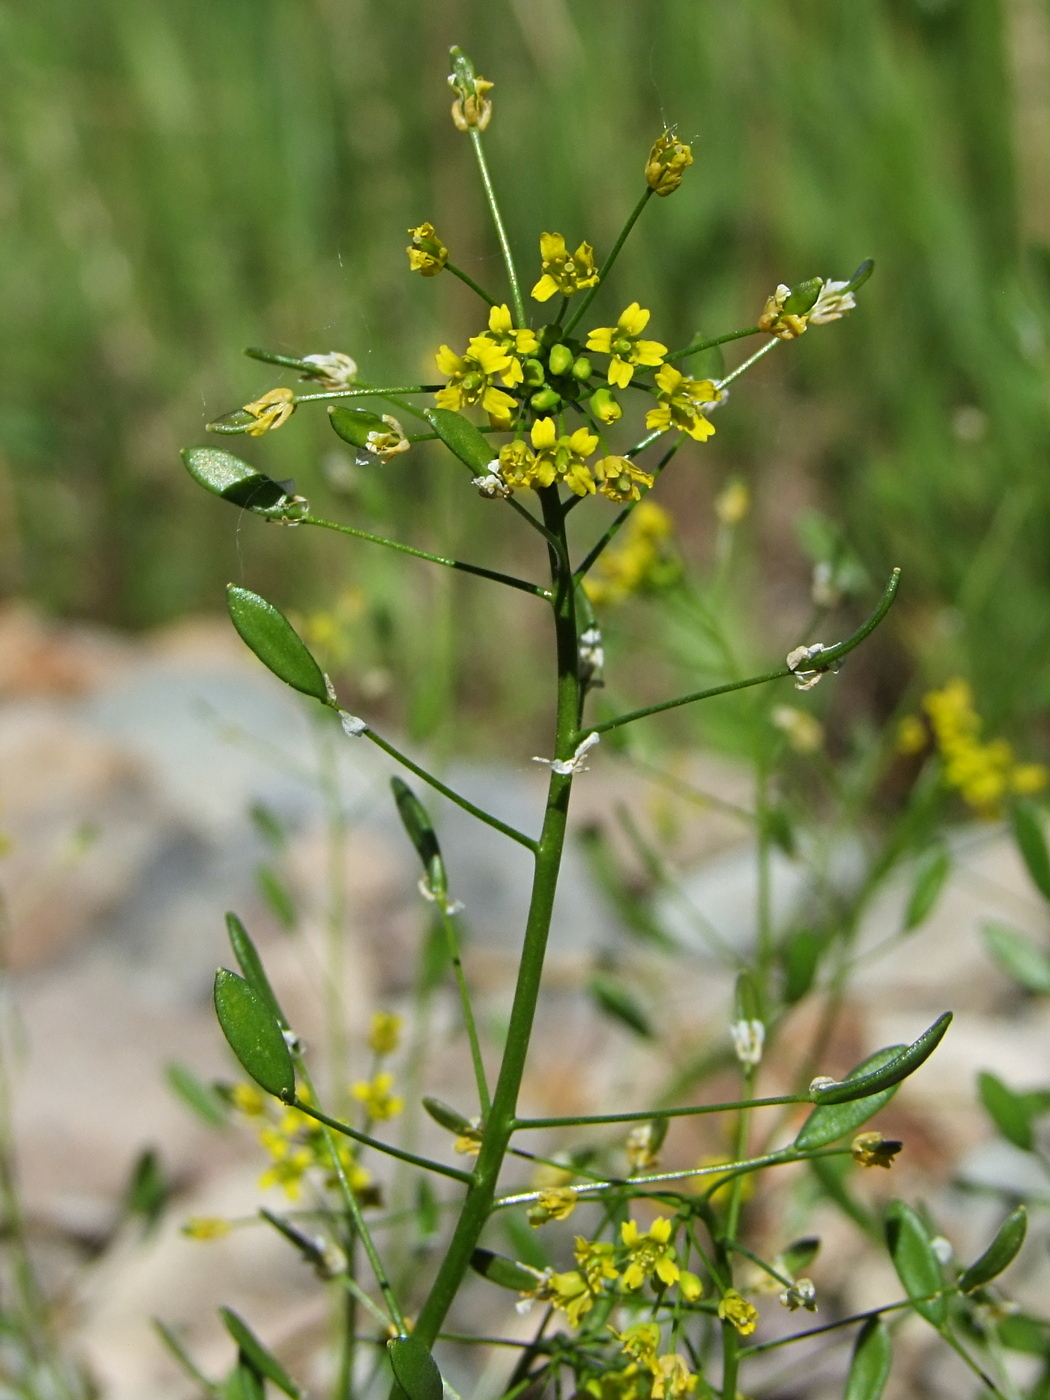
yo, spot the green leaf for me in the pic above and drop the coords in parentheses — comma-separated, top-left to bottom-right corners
(125, 1148, 168, 1230)
(1011, 801, 1050, 901)
(387, 1335, 443, 1400)
(256, 866, 297, 932)
(416, 1178, 440, 1243)
(588, 972, 653, 1038)
(795, 1046, 904, 1149)
(904, 847, 951, 931)
(226, 586, 328, 702)
(977, 1071, 1034, 1151)
(808, 1155, 876, 1236)
(213, 969, 295, 1100)
(391, 778, 445, 895)
(219, 1309, 304, 1399)
(226, 912, 288, 1027)
(997, 1313, 1050, 1355)
(884, 1200, 947, 1327)
(779, 927, 825, 1005)
(982, 922, 1050, 993)
(424, 408, 496, 473)
(778, 1236, 820, 1278)
(221, 1359, 265, 1400)
(182, 447, 297, 516)
(844, 1317, 892, 1400)
(422, 1097, 474, 1134)
(808, 1012, 951, 1105)
(958, 1206, 1027, 1293)
(250, 801, 287, 850)
(165, 1061, 230, 1127)
(154, 1320, 222, 1397)
(471, 1248, 542, 1292)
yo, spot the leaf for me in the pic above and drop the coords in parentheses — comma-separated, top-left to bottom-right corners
(416, 1178, 440, 1242)
(220, 1309, 304, 1399)
(221, 1360, 265, 1400)
(422, 1097, 474, 1134)
(884, 1200, 947, 1327)
(388, 1335, 443, 1400)
(471, 1248, 541, 1292)
(795, 1046, 903, 1149)
(256, 865, 297, 932)
(779, 927, 825, 1005)
(903, 847, 951, 931)
(997, 1313, 1050, 1355)
(958, 1206, 1027, 1293)
(182, 447, 294, 515)
(226, 912, 288, 1027)
(779, 1236, 820, 1278)
(808, 1012, 951, 1105)
(424, 408, 496, 473)
(977, 1071, 1034, 1151)
(391, 778, 445, 893)
(1011, 801, 1050, 901)
(844, 1317, 892, 1400)
(213, 969, 295, 1100)
(165, 1061, 230, 1127)
(154, 1320, 222, 1397)
(226, 586, 328, 702)
(982, 922, 1050, 994)
(588, 972, 653, 1038)
(125, 1148, 168, 1229)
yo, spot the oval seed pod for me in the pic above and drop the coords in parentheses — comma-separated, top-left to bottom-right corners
(844, 1317, 892, 1400)
(425, 407, 495, 474)
(471, 1249, 542, 1292)
(388, 1336, 443, 1400)
(328, 406, 388, 448)
(182, 447, 298, 516)
(213, 969, 295, 1100)
(422, 1097, 474, 1134)
(845, 258, 875, 292)
(391, 778, 446, 898)
(808, 1012, 951, 1105)
(226, 912, 288, 1028)
(957, 1206, 1027, 1293)
(884, 1199, 947, 1327)
(226, 586, 329, 702)
(784, 277, 824, 316)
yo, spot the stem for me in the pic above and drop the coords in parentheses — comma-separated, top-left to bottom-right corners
(716, 339, 779, 390)
(438, 904, 491, 1116)
(573, 438, 685, 581)
(294, 386, 443, 403)
(446, 261, 499, 307)
(720, 1321, 740, 1400)
(564, 188, 655, 336)
(303, 514, 550, 600)
(407, 486, 582, 1349)
(666, 326, 762, 364)
(513, 1094, 804, 1130)
(291, 1096, 473, 1185)
(589, 569, 901, 735)
(724, 1065, 756, 1241)
(469, 130, 527, 328)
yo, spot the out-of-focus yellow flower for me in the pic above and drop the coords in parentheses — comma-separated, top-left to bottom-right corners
(575, 1236, 619, 1291)
(717, 1289, 759, 1336)
(651, 1353, 697, 1399)
(593, 456, 654, 504)
(645, 364, 717, 441)
(406, 222, 448, 276)
(645, 131, 693, 196)
(352, 1072, 404, 1121)
(715, 480, 750, 526)
(531, 233, 600, 302)
(586, 303, 667, 388)
(620, 1215, 680, 1290)
(614, 1321, 661, 1369)
(527, 1185, 578, 1226)
(771, 704, 824, 754)
(923, 678, 1047, 817)
(581, 1363, 648, 1400)
(851, 1131, 902, 1169)
(182, 1216, 231, 1241)
(369, 1011, 403, 1056)
(243, 387, 296, 436)
(678, 1270, 703, 1302)
(231, 1083, 266, 1116)
(584, 501, 679, 608)
(896, 714, 927, 756)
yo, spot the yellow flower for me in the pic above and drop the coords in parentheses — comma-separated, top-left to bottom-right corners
(182, 1216, 231, 1241)
(243, 387, 296, 436)
(851, 1131, 902, 1169)
(620, 1215, 680, 1290)
(435, 336, 518, 418)
(575, 1236, 619, 1292)
(369, 1011, 403, 1056)
(678, 1270, 703, 1302)
(352, 1072, 404, 1121)
(587, 304, 667, 388)
(450, 74, 494, 131)
(259, 1144, 313, 1200)
(645, 131, 693, 197)
(757, 285, 809, 340)
(614, 1322, 662, 1369)
(583, 501, 679, 607)
(537, 1270, 594, 1328)
(592, 456, 654, 504)
(896, 714, 927, 755)
(715, 480, 749, 525)
(529, 417, 599, 496)
(483, 304, 539, 386)
(582, 1365, 648, 1400)
(406, 222, 448, 276)
(496, 437, 536, 492)
(231, 1083, 266, 1116)
(717, 1289, 759, 1336)
(531, 233, 600, 302)
(923, 678, 1047, 817)
(454, 1121, 484, 1155)
(645, 364, 717, 441)
(527, 1185, 578, 1226)
(651, 1354, 697, 1400)
(1013, 763, 1049, 795)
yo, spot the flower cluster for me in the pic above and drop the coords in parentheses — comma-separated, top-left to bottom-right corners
(584, 502, 680, 607)
(436, 304, 537, 420)
(532, 232, 600, 302)
(916, 678, 1047, 817)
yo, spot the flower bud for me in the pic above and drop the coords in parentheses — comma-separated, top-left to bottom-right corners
(522, 357, 546, 387)
(571, 356, 592, 381)
(645, 131, 693, 196)
(530, 387, 562, 411)
(548, 343, 574, 377)
(448, 47, 493, 131)
(591, 387, 622, 424)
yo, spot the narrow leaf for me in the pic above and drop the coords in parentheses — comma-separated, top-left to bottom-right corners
(154, 1320, 222, 1397)
(779, 1237, 820, 1278)
(844, 1317, 892, 1400)
(977, 1071, 1034, 1151)
(588, 972, 653, 1038)
(884, 1200, 947, 1326)
(182, 447, 295, 515)
(388, 1335, 443, 1400)
(997, 1313, 1050, 1355)
(471, 1248, 541, 1292)
(220, 1309, 304, 1399)
(227, 586, 328, 702)
(391, 778, 445, 893)
(808, 1012, 951, 1105)
(779, 927, 824, 1005)
(424, 408, 496, 473)
(165, 1062, 229, 1127)
(982, 922, 1050, 994)
(958, 1206, 1027, 1292)
(125, 1148, 168, 1229)
(1011, 801, 1050, 900)
(222, 1360, 265, 1400)
(227, 912, 288, 1027)
(795, 1046, 903, 1149)
(903, 848, 950, 931)
(213, 969, 294, 1100)
(256, 865, 297, 932)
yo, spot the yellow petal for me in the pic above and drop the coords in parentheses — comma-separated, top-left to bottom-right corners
(434, 385, 462, 410)
(482, 385, 517, 416)
(618, 302, 650, 336)
(621, 1219, 641, 1247)
(470, 337, 512, 374)
(539, 231, 567, 263)
(516, 328, 539, 354)
(685, 416, 716, 442)
(501, 356, 523, 388)
(656, 1257, 680, 1286)
(488, 303, 513, 334)
(645, 405, 672, 433)
(568, 428, 598, 456)
(531, 274, 559, 303)
(531, 416, 557, 450)
(609, 358, 634, 388)
(585, 327, 614, 354)
(650, 1216, 672, 1243)
(435, 344, 462, 375)
(635, 339, 668, 366)
(654, 363, 681, 395)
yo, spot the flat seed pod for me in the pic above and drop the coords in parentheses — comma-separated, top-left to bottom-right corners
(425, 408, 496, 473)
(213, 969, 294, 1100)
(182, 447, 295, 514)
(844, 1317, 892, 1400)
(226, 586, 328, 702)
(388, 1336, 443, 1400)
(219, 1310, 304, 1399)
(795, 1046, 903, 1149)
(226, 913, 288, 1028)
(471, 1248, 541, 1292)
(588, 972, 653, 1039)
(391, 778, 446, 895)
(884, 1200, 947, 1327)
(422, 1097, 473, 1134)
(329, 406, 387, 447)
(808, 1012, 951, 1105)
(958, 1206, 1027, 1293)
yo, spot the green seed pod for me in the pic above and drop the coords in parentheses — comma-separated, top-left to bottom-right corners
(548, 343, 574, 377)
(213, 969, 295, 1101)
(530, 387, 562, 411)
(571, 356, 592, 381)
(391, 777, 447, 899)
(328, 406, 386, 448)
(845, 258, 875, 292)
(226, 586, 329, 702)
(471, 1249, 542, 1292)
(958, 1206, 1027, 1293)
(784, 277, 823, 316)
(422, 1097, 474, 1134)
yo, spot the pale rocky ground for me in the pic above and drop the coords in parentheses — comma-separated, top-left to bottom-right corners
(0, 601, 1047, 1400)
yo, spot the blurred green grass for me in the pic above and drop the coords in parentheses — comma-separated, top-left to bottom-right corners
(1, 0, 1049, 739)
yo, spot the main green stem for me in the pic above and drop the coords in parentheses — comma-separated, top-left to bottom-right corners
(409, 487, 579, 1348)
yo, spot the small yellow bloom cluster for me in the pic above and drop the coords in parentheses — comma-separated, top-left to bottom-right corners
(406, 223, 448, 277)
(644, 365, 718, 441)
(369, 1010, 403, 1056)
(243, 387, 296, 436)
(584, 502, 680, 608)
(182, 1216, 232, 1241)
(645, 132, 693, 197)
(612, 1323, 698, 1400)
(230, 1083, 373, 1204)
(920, 678, 1047, 818)
(352, 1071, 405, 1121)
(620, 1216, 680, 1290)
(436, 304, 538, 421)
(527, 1185, 578, 1226)
(586, 303, 667, 389)
(717, 1288, 760, 1336)
(532, 233, 600, 302)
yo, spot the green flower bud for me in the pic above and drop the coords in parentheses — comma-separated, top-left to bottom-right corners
(591, 387, 622, 424)
(522, 357, 546, 387)
(571, 356, 592, 381)
(530, 387, 562, 411)
(548, 343, 574, 377)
